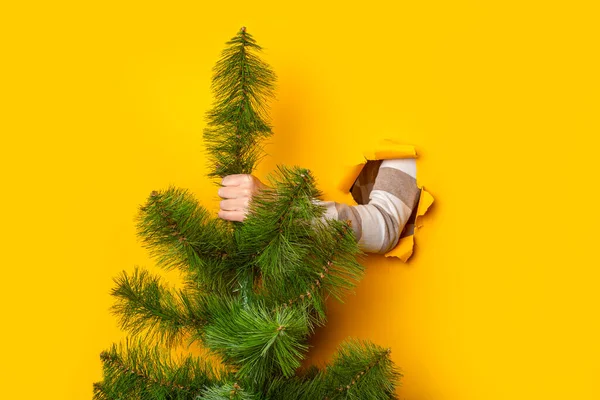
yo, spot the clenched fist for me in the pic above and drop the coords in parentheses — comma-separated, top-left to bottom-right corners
(217, 174, 269, 222)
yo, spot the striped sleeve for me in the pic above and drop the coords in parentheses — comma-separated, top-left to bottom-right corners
(316, 158, 420, 254)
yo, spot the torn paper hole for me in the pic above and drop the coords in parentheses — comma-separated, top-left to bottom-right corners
(338, 140, 434, 262)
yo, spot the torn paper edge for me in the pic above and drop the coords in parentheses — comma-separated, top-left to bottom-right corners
(337, 139, 434, 262)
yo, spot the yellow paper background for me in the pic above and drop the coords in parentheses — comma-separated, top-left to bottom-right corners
(1, 1, 599, 399)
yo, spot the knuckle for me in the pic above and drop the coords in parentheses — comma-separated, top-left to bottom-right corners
(218, 187, 230, 198)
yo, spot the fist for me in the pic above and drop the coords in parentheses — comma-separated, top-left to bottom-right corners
(217, 174, 268, 222)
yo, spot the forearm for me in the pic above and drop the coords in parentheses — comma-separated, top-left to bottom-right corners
(316, 159, 420, 254)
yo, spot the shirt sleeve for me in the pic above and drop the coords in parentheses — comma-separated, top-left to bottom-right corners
(315, 158, 420, 254)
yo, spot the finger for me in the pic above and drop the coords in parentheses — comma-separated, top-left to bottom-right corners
(218, 209, 246, 222)
(217, 186, 251, 199)
(220, 198, 249, 211)
(221, 174, 253, 187)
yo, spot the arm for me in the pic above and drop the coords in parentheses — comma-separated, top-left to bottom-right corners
(217, 159, 420, 254)
(314, 159, 420, 254)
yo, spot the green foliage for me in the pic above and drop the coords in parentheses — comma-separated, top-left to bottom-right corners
(264, 340, 401, 400)
(204, 298, 310, 381)
(234, 165, 364, 329)
(235, 165, 327, 281)
(324, 338, 402, 400)
(136, 186, 236, 295)
(264, 369, 328, 400)
(203, 26, 277, 178)
(94, 339, 225, 400)
(201, 383, 256, 400)
(111, 267, 207, 348)
(96, 27, 402, 399)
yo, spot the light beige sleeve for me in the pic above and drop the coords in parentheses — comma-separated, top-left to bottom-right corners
(316, 158, 420, 254)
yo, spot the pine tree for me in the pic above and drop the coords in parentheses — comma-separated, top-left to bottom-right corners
(95, 27, 402, 399)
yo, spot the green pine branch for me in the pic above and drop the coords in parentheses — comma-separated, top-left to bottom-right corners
(136, 186, 236, 294)
(324, 338, 402, 400)
(264, 368, 328, 400)
(200, 382, 257, 400)
(266, 339, 402, 400)
(263, 339, 401, 399)
(236, 166, 324, 281)
(94, 339, 226, 400)
(111, 267, 207, 347)
(313, 219, 365, 303)
(203, 298, 310, 382)
(203, 26, 277, 178)
(223, 165, 327, 308)
(234, 165, 364, 329)
(267, 218, 365, 330)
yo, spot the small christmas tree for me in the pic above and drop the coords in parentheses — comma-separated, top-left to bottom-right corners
(94, 27, 401, 399)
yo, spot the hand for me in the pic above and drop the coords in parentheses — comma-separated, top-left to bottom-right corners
(217, 174, 268, 222)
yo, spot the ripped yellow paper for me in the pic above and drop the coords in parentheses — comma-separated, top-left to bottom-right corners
(338, 139, 434, 262)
